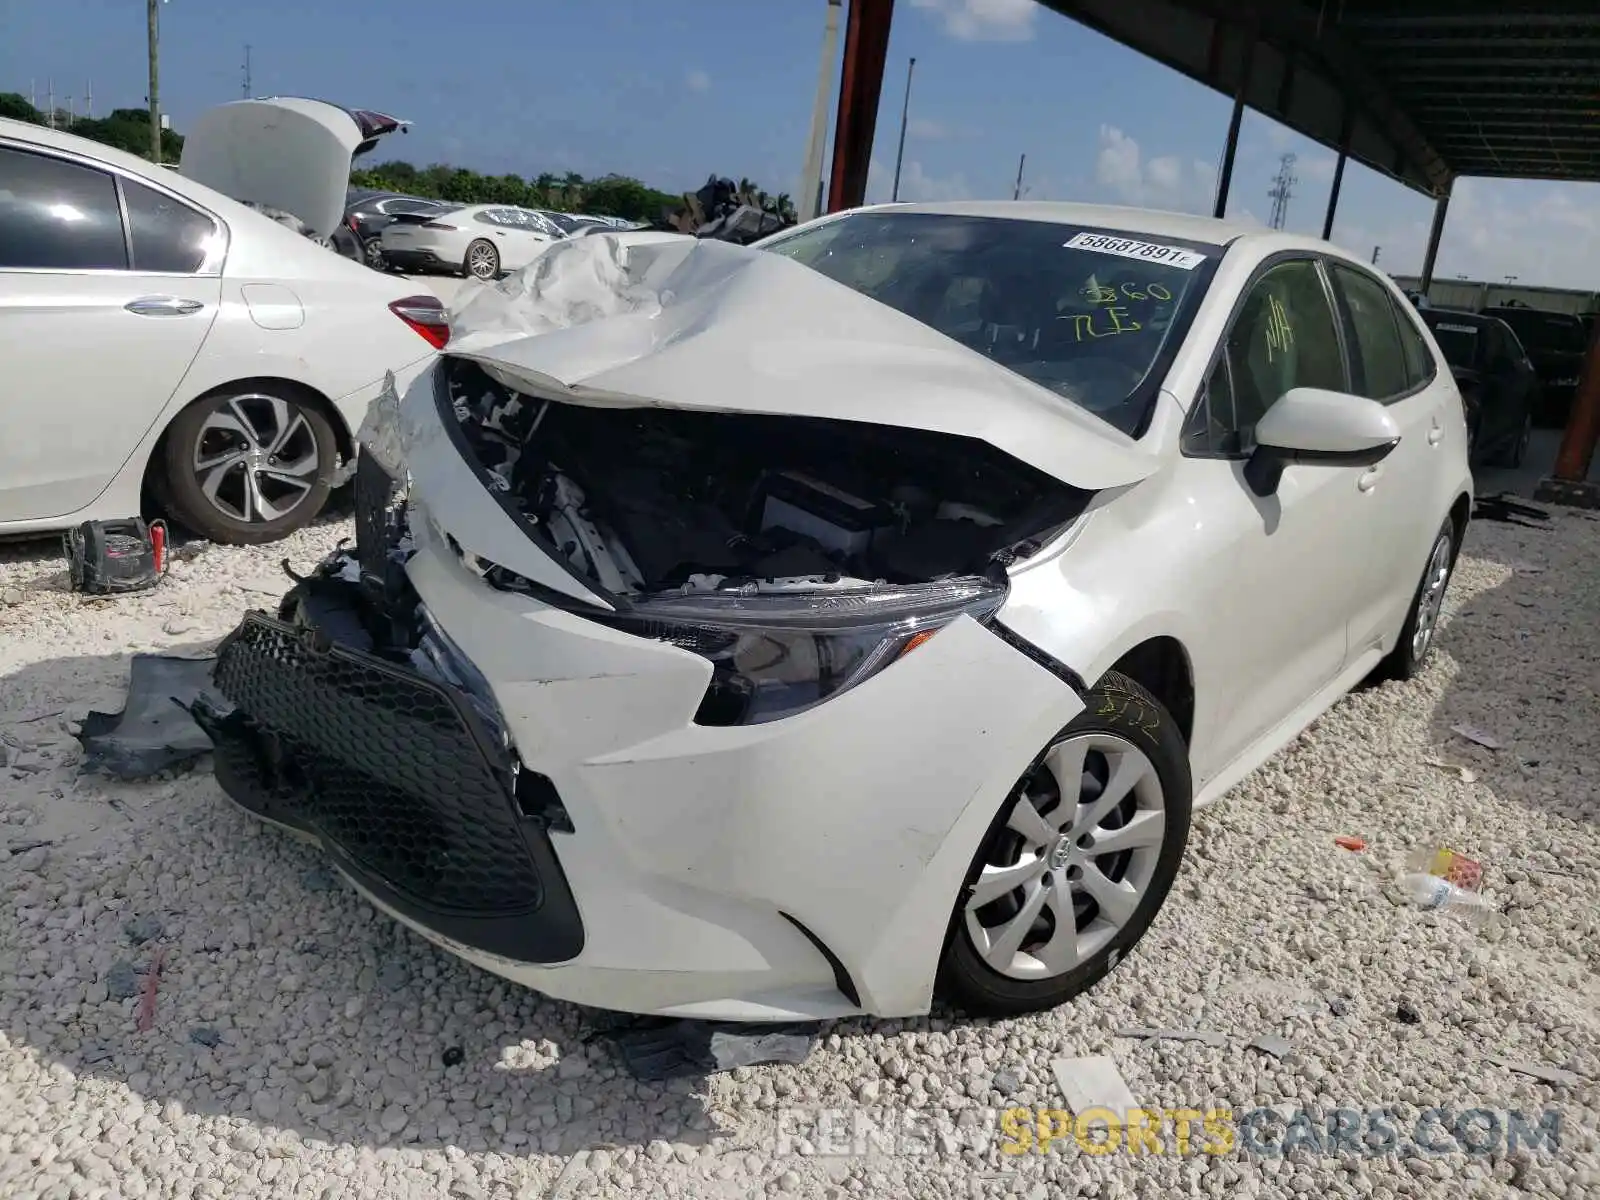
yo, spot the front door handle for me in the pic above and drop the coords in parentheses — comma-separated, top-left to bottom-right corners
(126, 295, 205, 317)
(1357, 467, 1380, 493)
(1427, 417, 1444, 445)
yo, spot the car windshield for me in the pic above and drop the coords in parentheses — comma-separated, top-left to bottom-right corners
(759, 212, 1219, 435)
(1428, 320, 1480, 368)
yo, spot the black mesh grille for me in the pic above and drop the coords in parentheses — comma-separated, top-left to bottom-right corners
(213, 614, 542, 914)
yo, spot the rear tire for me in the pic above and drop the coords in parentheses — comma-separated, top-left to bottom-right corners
(1379, 516, 1458, 681)
(158, 385, 339, 545)
(1494, 412, 1532, 468)
(464, 239, 500, 280)
(936, 671, 1192, 1018)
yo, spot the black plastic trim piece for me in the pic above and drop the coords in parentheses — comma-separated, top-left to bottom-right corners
(780, 912, 862, 1009)
(987, 620, 1088, 695)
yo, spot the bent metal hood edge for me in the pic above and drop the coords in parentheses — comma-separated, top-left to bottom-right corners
(444, 235, 1165, 493)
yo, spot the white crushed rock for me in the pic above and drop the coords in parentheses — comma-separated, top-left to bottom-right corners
(2, 507, 1598, 1199)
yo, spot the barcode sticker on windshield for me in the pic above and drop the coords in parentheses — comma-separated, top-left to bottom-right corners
(1064, 232, 1206, 271)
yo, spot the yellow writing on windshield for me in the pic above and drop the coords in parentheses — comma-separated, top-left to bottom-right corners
(1265, 294, 1294, 362)
(1080, 280, 1174, 305)
(1068, 306, 1144, 341)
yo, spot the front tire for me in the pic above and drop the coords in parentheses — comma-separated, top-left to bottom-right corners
(1379, 517, 1457, 680)
(937, 671, 1192, 1018)
(464, 239, 500, 280)
(158, 386, 339, 545)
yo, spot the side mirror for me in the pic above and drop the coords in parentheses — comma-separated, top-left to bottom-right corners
(1244, 386, 1401, 497)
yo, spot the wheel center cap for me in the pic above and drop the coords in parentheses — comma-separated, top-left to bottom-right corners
(1048, 835, 1074, 870)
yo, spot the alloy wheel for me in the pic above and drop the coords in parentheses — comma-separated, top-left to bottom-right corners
(364, 238, 386, 269)
(1410, 531, 1454, 662)
(467, 243, 498, 279)
(190, 394, 323, 525)
(964, 732, 1166, 981)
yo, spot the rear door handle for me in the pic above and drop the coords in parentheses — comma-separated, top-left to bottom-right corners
(126, 295, 205, 317)
(1427, 414, 1445, 445)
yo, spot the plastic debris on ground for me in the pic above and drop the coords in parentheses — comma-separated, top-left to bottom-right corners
(1050, 1056, 1138, 1115)
(75, 655, 218, 780)
(610, 1021, 818, 1081)
(1450, 723, 1503, 750)
(1400, 846, 1497, 927)
(1487, 1056, 1583, 1087)
(1423, 757, 1478, 783)
(1335, 835, 1366, 851)
(1114, 1028, 1228, 1047)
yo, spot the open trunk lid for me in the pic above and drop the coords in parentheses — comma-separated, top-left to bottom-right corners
(179, 98, 410, 238)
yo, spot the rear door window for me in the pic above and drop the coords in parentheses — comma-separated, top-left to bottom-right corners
(1329, 263, 1410, 401)
(0, 146, 128, 270)
(123, 178, 216, 273)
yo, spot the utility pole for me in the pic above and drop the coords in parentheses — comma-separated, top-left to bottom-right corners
(147, 0, 162, 163)
(1267, 152, 1297, 230)
(1012, 153, 1027, 201)
(46, 80, 54, 129)
(799, 0, 844, 222)
(85, 79, 93, 119)
(1371, 245, 1381, 265)
(243, 44, 252, 99)
(890, 56, 916, 203)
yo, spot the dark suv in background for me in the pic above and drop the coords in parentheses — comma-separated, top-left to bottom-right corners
(343, 190, 451, 270)
(1481, 305, 1592, 427)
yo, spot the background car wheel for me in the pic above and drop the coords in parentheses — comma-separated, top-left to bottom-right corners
(1379, 517, 1458, 680)
(158, 386, 339, 545)
(363, 237, 387, 271)
(464, 240, 500, 280)
(937, 671, 1192, 1018)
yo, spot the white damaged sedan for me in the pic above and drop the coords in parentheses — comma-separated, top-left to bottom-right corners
(195, 202, 1473, 1021)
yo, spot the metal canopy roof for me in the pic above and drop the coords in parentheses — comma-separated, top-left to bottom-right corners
(1042, 0, 1600, 196)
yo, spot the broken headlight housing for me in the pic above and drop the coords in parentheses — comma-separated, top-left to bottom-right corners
(595, 578, 1008, 726)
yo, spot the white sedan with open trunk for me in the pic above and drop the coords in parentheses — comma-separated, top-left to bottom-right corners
(195, 203, 1472, 1021)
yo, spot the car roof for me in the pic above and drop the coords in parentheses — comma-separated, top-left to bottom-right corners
(852, 199, 1267, 247)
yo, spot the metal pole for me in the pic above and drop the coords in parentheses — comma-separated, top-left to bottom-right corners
(147, 0, 161, 163)
(1550, 320, 1600, 486)
(1012, 153, 1026, 201)
(1322, 103, 1352, 240)
(826, 0, 895, 213)
(890, 56, 916, 203)
(1213, 29, 1255, 219)
(1419, 181, 1452, 291)
(799, 0, 843, 222)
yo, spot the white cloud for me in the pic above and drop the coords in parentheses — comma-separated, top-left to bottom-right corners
(865, 156, 974, 204)
(908, 117, 948, 140)
(910, 0, 1037, 42)
(1093, 125, 1216, 213)
(685, 69, 711, 93)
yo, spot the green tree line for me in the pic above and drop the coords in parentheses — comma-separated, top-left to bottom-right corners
(3, 91, 796, 226)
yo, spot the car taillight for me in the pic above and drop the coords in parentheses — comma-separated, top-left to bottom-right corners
(422, 221, 457, 230)
(389, 295, 449, 349)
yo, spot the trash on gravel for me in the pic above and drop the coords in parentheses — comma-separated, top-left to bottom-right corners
(1401, 846, 1496, 926)
(441, 1046, 465, 1068)
(1450, 724, 1503, 750)
(1423, 757, 1478, 782)
(63, 518, 169, 595)
(1334, 835, 1367, 851)
(1114, 1027, 1228, 1046)
(1487, 1056, 1583, 1087)
(136, 948, 167, 1032)
(75, 655, 218, 780)
(1051, 1056, 1138, 1115)
(1395, 999, 1422, 1025)
(612, 1021, 818, 1080)
(1247, 1035, 1293, 1059)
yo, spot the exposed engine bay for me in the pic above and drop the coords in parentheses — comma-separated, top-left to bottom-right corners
(442, 358, 1092, 599)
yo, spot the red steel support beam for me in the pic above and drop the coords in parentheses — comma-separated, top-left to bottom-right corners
(827, 0, 896, 213)
(1551, 324, 1600, 484)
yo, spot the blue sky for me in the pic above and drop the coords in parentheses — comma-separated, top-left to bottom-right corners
(6, 0, 1600, 289)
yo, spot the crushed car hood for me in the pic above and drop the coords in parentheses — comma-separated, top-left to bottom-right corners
(444, 234, 1163, 492)
(179, 98, 408, 238)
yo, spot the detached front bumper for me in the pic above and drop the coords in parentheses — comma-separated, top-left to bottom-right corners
(194, 575, 584, 965)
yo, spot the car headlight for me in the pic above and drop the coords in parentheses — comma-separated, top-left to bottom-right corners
(593, 578, 1008, 725)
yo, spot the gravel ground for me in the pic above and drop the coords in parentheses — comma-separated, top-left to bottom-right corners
(1, 506, 1597, 1200)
